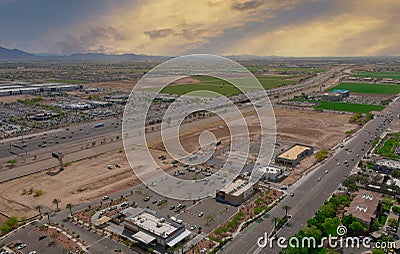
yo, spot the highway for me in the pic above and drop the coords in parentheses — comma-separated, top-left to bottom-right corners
(0, 117, 121, 159)
(0, 67, 348, 183)
(220, 98, 400, 254)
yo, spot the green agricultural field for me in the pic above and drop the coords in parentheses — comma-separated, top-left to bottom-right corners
(246, 67, 325, 73)
(314, 101, 384, 113)
(352, 71, 400, 80)
(256, 76, 296, 89)
(144, 75, 296, 97)
(377, 133, 400, 160)
(329, 82, 400, 95)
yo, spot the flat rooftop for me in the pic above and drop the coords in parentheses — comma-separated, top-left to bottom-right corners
(260, 166, 282, 174)
(127, 211, 178, 238)
(219, 178, 253, 196)
(277, 145, 311, 161)
(375, 159, 400, 169)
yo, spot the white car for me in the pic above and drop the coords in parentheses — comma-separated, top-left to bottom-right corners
(317, 177, 321, 181)
(17, 243, 26, 250)
(198, 212, 204, 217)
(190, 225, 197, 230)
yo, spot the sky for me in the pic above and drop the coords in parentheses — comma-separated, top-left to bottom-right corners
(0, 0, 399, 57)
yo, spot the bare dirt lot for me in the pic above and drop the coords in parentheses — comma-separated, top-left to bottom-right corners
(83, 80, 136, 91)
(0, 94, 35, 103)
(0, 108, 356, 218)
(275, 108, 357, 149)
(0, 151, 137, 218)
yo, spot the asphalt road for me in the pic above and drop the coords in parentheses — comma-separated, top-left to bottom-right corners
(0, 117, 121, 160)
(220, 97, 400, 254)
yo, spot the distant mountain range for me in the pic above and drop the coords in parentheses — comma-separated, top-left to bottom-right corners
(3, 46, 392, 62)
(0, 46, 170, 62)
(0, 47, 41, 60)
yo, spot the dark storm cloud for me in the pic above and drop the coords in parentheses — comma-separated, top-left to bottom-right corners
(144, 28, 174, 39)
(53, 26, 127, 54)
(231, 0, 264, 11)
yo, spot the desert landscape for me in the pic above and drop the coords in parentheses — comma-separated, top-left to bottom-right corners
(0, 107, 356, 219)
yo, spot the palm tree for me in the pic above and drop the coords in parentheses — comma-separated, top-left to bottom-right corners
(176, 242, 184, 254)
(34, 205, 42, 215)
(282, 205, 291, 218)
(44, 212, 51, 224)
(52, 198, 60, 211)
(66, 203, 73, 216)
(272, 217, 280, 235)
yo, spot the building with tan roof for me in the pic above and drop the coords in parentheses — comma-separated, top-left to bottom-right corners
(275, 144, 313, 166)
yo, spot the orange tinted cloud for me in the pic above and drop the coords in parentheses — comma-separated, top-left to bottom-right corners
(48, 0, 400, 56)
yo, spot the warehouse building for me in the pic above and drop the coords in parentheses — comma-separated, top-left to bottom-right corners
(319, 89, 349, 102)
(321, 92, 343, 101)
(0, 83, 80, 96)
(275, 144, 313, 167)
(330, 89, 350, 97)
(122, 208, 191, 248)
(216, 175, 259, 206)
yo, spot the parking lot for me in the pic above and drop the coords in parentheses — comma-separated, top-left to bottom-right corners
(176, 197, 237, 234)
(0, 223, 65, 254)
(94, 185, 239, 236)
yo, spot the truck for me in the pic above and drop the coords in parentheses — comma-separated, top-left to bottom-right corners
(94, 123, 105, 128)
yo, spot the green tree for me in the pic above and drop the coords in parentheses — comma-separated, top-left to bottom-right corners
(272, 217, 280, 235)
(44, 212, 51, 224)
(342, 214, 356, 228)
(372, 249, 385, 254)
(66, 203, 73, 217)
(348, 221, 365, 234)
(322, 217, 341, 236)
(315, 150, 329, 162)
(34, 205, 42, 215)
(388, 218, 399, 229)
(392, 205, 400, 214)
(7, 159, 17, 167)
(282, 205, 291, 218)
(0, 217, 18, 234)
(52, 198, 60, 211)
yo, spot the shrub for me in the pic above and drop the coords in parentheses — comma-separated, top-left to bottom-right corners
(34, 189, 43, 197)
(315, 149, 329, 162)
